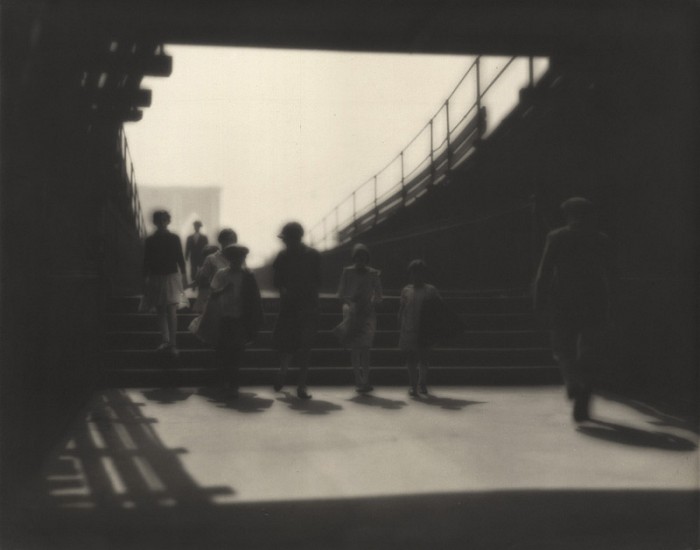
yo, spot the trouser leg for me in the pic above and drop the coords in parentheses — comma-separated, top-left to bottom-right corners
(406, 351, 419, 390)
(418, 348, 429, 389)
(360, 348, 370, 386)
(166, 304, 178, 347)
(351, 348, 363, 386)
(156, 306, 169, 344)
(297, 348, 311, 390)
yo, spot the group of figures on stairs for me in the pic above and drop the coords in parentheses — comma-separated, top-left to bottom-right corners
(141, 196, 615, 423)
(141, 215, 461, 401)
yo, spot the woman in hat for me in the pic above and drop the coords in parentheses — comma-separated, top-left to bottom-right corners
(141, 210, 187, 357)
(336, 243, 383, 393)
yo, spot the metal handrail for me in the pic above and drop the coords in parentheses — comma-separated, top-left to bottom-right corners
(117, 126, 147, 238)
(310, 55, 543, 250)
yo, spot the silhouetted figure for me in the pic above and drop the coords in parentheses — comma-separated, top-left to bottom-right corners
(185, 220, 209, 282)
(398, 260, 441, 397)
(534, 197, 615, 422)
(336, 243, 383, 394)
(189, 244, 219, 313)
(272, 222, 321, 399)
(190, 228, 238, 313)
(141, 210, 187, 357)
(194, 244, 263, 396)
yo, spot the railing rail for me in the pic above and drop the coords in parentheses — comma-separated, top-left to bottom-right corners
(309, 55, 547, 249)
(116, 126, 146, 238)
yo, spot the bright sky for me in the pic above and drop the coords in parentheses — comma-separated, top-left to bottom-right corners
(125, 45, 545, 267)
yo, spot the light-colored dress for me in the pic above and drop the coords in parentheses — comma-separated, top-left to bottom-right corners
(398, 283, 439, 351)
(337, 265, 383, 348)
(192, 251, 229, 313)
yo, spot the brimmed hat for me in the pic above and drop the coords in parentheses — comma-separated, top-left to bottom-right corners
(222, 243, 249, 260)
(278, 221, 304, 241)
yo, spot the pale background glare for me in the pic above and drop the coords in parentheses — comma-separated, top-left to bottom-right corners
(125, 46, 545, 267)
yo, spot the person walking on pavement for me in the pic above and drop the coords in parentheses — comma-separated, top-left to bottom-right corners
(534, 197, 616, 422)
(272, 222, 321, 399)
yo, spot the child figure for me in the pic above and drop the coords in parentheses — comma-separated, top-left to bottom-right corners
(194, 243, 263, 396)
(398, 260, 440, 397)
(337, 243, 383, 393)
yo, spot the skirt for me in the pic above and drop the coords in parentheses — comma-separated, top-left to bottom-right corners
(140, 273, 184, 311)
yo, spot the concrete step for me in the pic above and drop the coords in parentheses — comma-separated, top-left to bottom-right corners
(104, 348, 555, 368)
(100, 365, 562, 388)
(106, 329, 550, 350)
(107, 294, 533, 315)
(105, 312, 540, 332)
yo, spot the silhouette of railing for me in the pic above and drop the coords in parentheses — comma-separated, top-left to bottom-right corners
(309, 55, 548, 249)
(116, 126, 146, 239)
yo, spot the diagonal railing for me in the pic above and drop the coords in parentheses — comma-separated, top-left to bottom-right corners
(117, 126, 147, 239)
(309, 55, 548, 250)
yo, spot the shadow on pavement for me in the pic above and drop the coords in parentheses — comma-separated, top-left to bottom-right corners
(577, 419, 697, 451)
(347, 394, 407, 410)
(142, 387, 196, 404)
(415, 394, 487, 411)
(276, 392, 343, 415)
(197, 388, 274, 413)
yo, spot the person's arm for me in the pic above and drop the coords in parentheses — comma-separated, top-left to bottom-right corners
(373, 271, 384, 306)
(272, 254, 283, 291)
(142, 238, 151, 279)
(397, 287, 407, 327)
(247, 272, 265, 337)
(184, 236, 191, 261)
(174, 236, 187, 287)
(313, 250, 322, 290)
(533, 233, 555, 314)
(337, 268, 350, 303)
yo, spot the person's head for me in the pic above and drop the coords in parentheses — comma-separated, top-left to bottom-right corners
(193, 220, 203, 232)
(407, 259, 427, 285)
(561, 197, 595, 229)
(152, 210, 171, 229)
(222, 244, 249, 270)
(217, 228, 238, 247)
(278, 221, 304, 248)
(351, 243, 370, 268)
(202, 244, 219, 258)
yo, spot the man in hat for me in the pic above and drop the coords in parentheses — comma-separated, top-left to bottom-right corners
(534, 197, 616, 422)
(185, 220, 209, 282)
(272, 222, 322, 399)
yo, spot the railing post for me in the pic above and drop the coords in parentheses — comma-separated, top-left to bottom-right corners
(475, 57, 484, 140)
(445, 100, 451, 171)
(322, 216, 327, 250)
(352, 191, 357, 234)
(400, 152, 406, 206)
(373, 175, 379, 224)
(429, 119, 435, 184)
(335, 206, 339, 240)
(475, 57, 482, 113)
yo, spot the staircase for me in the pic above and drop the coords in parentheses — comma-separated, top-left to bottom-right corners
(103, 291, 559, 387)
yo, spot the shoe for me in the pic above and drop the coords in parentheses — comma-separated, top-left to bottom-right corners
(419, 385, 428, 395)
(296, 388, 312, 400)
(156, 343, 170, 352)
(229, 388, 240, 399)
(273, 382, 284, 392)
(168, 346, 180, 359)
(408, 387, 418, 397)
(356, 385, 374, 394)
